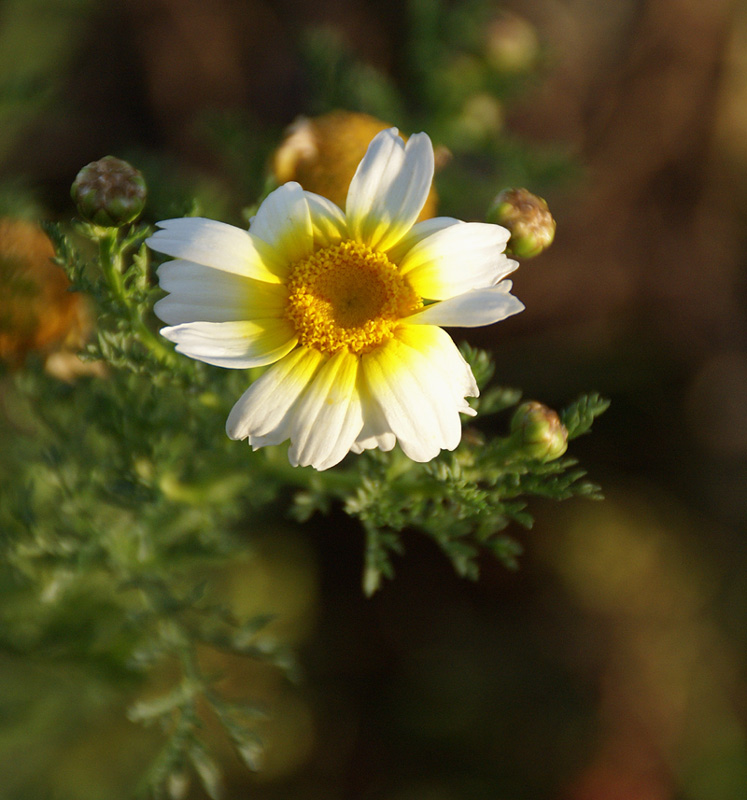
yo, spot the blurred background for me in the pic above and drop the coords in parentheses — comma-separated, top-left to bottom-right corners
(2, 0, 747, 797)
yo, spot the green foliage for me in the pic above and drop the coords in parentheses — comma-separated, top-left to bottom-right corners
(2, 223, 295, 797)
(0, 0, 607, 794)
(301, 26, 405, 121)
(0, 0, 95, 167)
(2, 355, 290, 797)
(344, 376, 605, 594)
(295, 0, 577, 224)
(0, 213, 607, 794)
(561, 393, 611, 440)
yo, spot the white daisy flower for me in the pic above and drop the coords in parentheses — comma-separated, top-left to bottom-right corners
(147, 128, 524, 470)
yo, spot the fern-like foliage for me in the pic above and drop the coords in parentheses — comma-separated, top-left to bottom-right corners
(1, 209, 606, 796)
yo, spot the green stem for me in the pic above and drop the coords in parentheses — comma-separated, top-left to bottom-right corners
(98, 229, 124, 297)
(178, 636, 203, 688)
(97, 228, 179, 368)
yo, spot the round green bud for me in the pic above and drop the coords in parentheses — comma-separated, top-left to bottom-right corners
(487, 188, 556, 259)
(71, 156, 146, 227)
(510, 401, 568, 461)
(454, 93, 504, 146)
(485, 13, 541, 74)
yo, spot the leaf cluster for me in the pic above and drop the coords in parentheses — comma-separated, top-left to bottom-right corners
(1, 224, 296, 798)
(337, 380, 607, 595)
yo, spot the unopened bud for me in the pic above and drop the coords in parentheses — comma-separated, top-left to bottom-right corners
(454, 93, 504, 146)
(71, 156, 146, 227)
(487, 188, 556, 258)
(510, 401, 568, 461)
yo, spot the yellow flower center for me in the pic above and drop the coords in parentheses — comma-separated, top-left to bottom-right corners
(285, 240, 421, 355)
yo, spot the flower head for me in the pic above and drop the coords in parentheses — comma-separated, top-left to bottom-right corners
(147, 128, 524, 470)
(487, 187, 556, 259)
(510, 401, 568, 461)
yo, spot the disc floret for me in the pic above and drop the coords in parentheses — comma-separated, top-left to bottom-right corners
(285, 240, 421, 355)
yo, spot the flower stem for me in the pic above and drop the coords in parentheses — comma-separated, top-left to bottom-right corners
(97, 228, 179, 368)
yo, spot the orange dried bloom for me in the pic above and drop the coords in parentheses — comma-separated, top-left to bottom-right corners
(272, 111, 439, 220)
(0, 218, 89, 369)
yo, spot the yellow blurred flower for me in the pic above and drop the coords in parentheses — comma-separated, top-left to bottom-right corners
(271, 111, 439, 220)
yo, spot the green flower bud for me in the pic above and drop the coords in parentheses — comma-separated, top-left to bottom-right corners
(487, 188, 556, 259)
(485, 13, 541, 74)
(510, 401, 568, 461)
(71, 156, 146, 227)
(453, 93, 504, 146)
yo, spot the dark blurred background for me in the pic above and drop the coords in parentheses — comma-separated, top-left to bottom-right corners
(2, 0, 747, 797)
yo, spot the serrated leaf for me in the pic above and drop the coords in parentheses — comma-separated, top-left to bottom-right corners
(236, 740, 264, 771)
(363, 563, 383, 597)
(475, 386, 522, 416)
(231, 613, 276, 647)
(560, 393, 610, 439)
(130, 244, 150, 291)
(459, 343, 495, 388)
(139, 725, 190, 800)
(486, 535, 523, 569)
(127, 681, 198, 724)
(507, 508, 534, 529)
(290, 490, 329, 522)
(211, 710, 266, 771)
(189, 742, 224, 800)
(167, 770, 190, 800)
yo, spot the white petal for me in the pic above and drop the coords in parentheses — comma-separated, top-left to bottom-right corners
(360, 332, 467, 462)
(385, 216, 460, 264)
(313, 393, 367, 469)
(226, 347, 325, 442)
(349, 433, 396, 454)
(288, 350, 364, 470)
(304, 191, 349, 247)
(154, 260, 288, 324)
(399, 222, 516, 300)
(395, 325, 478, 412)
(161, 319, 297, 368)
(346, 128, 434, 253)
(350, 388, 397, 454)
(146, 217, 285, 283)
(405, 281, 524, 327)
(249, 182, 313, 269)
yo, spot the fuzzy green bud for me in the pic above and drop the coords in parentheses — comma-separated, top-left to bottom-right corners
(454, 93, 504, 146)
(71, 156, 146, 227)
(487, 188, 556, 258)
(485, 13, 540, 74)
(510, 401, 568, 461)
